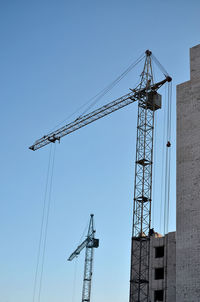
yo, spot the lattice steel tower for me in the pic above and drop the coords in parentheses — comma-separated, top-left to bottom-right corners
(129, 50, 159, 302)
(68, 214, 99, 302)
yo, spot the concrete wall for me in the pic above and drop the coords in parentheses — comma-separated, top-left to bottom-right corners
(176, 44, 200, 302)
(165, 232, 176, 302)
(149, 232, 176, 302)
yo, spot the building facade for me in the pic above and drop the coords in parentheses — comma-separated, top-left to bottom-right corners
(148, 44, 200, 302)
(149, 231, 176, 302)
(176, 44, 200, 302)
(131, 44, 200, 302)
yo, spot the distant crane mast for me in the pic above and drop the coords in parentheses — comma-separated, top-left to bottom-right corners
(29, 50, 171, 302)
(68, 214, 99, 302)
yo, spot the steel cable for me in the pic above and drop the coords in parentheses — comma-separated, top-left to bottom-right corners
(32, 144, 53, 302)
(78, 54, 145, 117)
(152, 111, 157, 227)
(159, 84, 167, 234)
(48, 54, 145, 133)
(32, 143, 56, 302)
(38, 143, 56, 302)
(71, 258, 78, 302)
(151, 54, 169, 77)
(163, 81, 172, 302)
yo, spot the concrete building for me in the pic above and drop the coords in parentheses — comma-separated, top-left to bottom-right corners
(176, 44, 200, 302)
(148, 43, 200, 302)
(149, 231, 176, 302)
(131, 44, 200, 302)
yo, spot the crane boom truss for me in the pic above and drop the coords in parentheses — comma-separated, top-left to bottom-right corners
(29, 78, 170, 151)
(29, 92, 136, 151)
(68, 235, 94, 261)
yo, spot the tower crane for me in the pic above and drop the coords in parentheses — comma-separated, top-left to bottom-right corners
(68, 214, 99, 302)
(29, 50, 172, 302)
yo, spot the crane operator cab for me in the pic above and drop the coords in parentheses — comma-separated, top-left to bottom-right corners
(92, 238, 99, 248)
(146, 91, 162, 111)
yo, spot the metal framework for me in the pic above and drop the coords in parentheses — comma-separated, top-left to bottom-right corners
(68, 214, 99, 302)
(129, 50, 158, 302)
(30, 50, 171, 302)
(29, 76, 170, 152)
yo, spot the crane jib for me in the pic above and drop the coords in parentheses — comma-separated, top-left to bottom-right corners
(29, 76, 171, 151)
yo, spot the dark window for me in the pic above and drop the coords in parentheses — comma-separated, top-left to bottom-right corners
(155, 246, 164, 258)
(154, 289, 164, 301)
(155, 267, 164, 280)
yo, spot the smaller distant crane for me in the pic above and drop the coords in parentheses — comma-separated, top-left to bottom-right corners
(68, 214, 99, 302)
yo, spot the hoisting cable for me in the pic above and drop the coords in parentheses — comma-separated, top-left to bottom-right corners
(38, 143, 56, 302)
(47, 53, 145, 133)
(159, 84, 167, 234)
(164, 81, 172, 235)
(163, 80, 172, 302)
(159, 85, 167, 296)
(152, 114, 157, 227)
(32, 144, 53, 302)
(151, 61, 157, 227)
(32, 143, 56, 302)
(71, 257, 78, 302)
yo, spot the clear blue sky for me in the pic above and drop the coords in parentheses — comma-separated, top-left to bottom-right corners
(0, 1, 199, 302)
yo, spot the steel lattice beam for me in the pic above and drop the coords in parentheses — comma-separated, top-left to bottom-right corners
(130, 52, 158, 302)
(29, 77, 170, 151)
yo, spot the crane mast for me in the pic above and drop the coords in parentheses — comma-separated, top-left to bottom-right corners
(29, 50, 171, 302)
(68, 214, 99, 302)
(130, 50, 158, 302)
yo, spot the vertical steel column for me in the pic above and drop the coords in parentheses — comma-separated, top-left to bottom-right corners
(82, 215, 95, 302)
(129, 51, 155, 302)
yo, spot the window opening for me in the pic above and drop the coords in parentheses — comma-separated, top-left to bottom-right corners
(154, 289, 164, 301)
(155, 267, 164, 280)
(155, 246, 164, 258)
